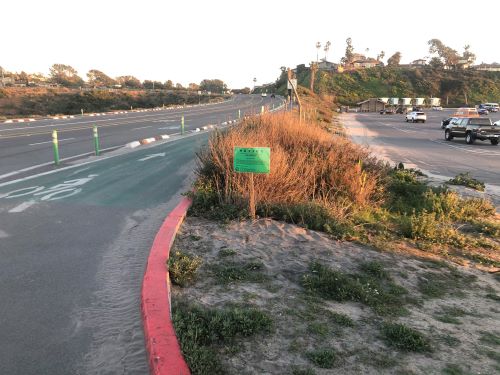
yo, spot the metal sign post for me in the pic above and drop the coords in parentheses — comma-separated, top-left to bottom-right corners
(233, 147, 270, 219)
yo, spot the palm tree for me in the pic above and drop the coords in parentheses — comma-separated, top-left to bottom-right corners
(316, 42, 321, 62)
(324, 41, 331, 61)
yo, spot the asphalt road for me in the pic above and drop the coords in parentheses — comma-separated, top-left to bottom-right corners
(0, 95, 282, 375)
(344, 109, 500, 186)
(0, 94, 278, 181)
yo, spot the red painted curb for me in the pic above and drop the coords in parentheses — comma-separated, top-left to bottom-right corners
(141, 197, 192, 375)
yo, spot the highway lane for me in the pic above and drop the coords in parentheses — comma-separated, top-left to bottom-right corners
(0, 131, 214, 375)
(344, 110, 500, 186)
(0, 94, 280, 180)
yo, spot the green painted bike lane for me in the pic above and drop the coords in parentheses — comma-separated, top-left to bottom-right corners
(0, 132, 209, 375)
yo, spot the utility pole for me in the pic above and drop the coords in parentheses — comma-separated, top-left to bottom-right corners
(287, 68, 302, 121)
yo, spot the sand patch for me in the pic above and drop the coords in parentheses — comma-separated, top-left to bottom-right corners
(172, 216, 500, 374)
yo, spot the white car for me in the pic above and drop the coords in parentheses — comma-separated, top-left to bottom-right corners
(406, 111, 427, 123)
(432, 106, 443, 111)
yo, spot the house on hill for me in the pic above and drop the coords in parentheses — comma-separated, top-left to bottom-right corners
(352, 58, 383, 69)
(474, 63, 500, 72)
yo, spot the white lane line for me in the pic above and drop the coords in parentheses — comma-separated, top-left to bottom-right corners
(158, 126, 179, 130)
(377, 121, 418, 134)
(131, 126, 152, 131)
(29, 138, 75, 146)
(8, 200, 36, 213)
(430, 139, 500, 156)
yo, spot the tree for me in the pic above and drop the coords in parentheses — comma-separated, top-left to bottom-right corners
(387, 52, 401, 66)
(199, 79, 227, 93)
(462, 45, 476, 64)
(164, 80, 173, 89)
(309, 62, 318, 92)
(340, 38, 354, 65)
(377, 51, 385, 61)
(49, 64, 84, 87)
(87, 69, 116, 87)
(175, 83, 184, 89)
(428, 39, 460, 69)
(429, 57, 444, 69)
(188, 83, 199, 91)
(116, 75, 142, 89)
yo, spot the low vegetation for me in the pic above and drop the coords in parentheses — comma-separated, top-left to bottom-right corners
(168, 251, 202, 287)
(447, 172, 486, 191)
(172, 300, 272, 374)
(189, 103, 499, 268)
(381, 322, 432, 352)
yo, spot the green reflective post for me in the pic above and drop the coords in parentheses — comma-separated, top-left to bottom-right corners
(52, 130, 60, 166)
(93, 126, 100, 156)
(238, 109, 241, 120)
(181, 115, 185, 135)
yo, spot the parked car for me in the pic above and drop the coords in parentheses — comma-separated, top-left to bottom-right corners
(452, 107, 479, 117)
(444, 117, 499, 145)
(261, 92, 267, 97)
(479, 103, 499, 112)
(406, 111, 427, 123)
(477, 108, 489, 115)
(432, 106, 443, 111)
(441, 117, 457, 129)
(380, 108, 395, 114)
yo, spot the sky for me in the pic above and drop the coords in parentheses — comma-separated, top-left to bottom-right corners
(2, 0, 499, 88)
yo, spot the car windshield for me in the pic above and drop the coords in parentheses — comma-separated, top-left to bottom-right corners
(468, 118, 492, 126)
(416, 112, 425, 115)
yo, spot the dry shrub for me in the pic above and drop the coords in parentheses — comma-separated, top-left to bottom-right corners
(196, 112, 382, 219)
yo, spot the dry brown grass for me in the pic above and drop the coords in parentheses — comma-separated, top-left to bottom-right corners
(196, 112, 382, 220)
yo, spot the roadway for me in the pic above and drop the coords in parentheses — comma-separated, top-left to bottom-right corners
(344, 109, 500, 187)
(0, 95, 282, 375)
(0, 94, 277, 181)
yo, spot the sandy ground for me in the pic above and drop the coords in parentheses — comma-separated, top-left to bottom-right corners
(172, 216, 500, 375)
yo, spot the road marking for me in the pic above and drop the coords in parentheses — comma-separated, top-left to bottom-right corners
(29, 137, 75, 146)
(138, 153, 166, 161)
(430, 139, 500, 156)
(8, 200, 36, 213)
(131, 126, 152, 131)
(158, 126, 178, 130)
(378, 121, 418, 134)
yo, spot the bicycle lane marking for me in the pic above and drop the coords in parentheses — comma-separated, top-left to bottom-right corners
(1, 174, 99, 213)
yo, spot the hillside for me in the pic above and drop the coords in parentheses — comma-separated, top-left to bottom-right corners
(273, 66, 500, 107)
(0, 87, 225, 119)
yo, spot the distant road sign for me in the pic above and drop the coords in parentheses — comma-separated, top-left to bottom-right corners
(287, 79, 297, 90)
(233, 147, 270, 174)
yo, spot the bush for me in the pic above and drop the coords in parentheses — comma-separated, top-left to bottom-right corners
(168, 251, 202, 287)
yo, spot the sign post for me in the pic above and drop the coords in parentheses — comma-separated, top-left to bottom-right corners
(233, 147, 270, 219)
(181, 115, 185, 135)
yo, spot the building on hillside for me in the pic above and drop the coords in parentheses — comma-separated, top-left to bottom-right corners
(358, 98, 386, 112)
(318, 59, 339, 72)
(457, 59, 472, 69)
(474, 63, 500, 72)
(352, 58, 383, 69)
(411, 59, 427, 67)
(0, 77, 14, 87)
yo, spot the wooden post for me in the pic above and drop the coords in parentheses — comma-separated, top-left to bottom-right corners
(249, 173, 256, 220)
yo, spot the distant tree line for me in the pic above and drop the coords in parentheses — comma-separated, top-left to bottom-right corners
(0, 64, 228, 93)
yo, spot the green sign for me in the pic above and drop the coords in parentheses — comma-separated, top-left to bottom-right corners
(233, 147, 270, 174)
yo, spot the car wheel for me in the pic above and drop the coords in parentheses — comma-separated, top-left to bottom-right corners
(445, 129, 453, 141)
(465, 132, 475, 145)
(405, 118, 408, 122)
(422, 120, 426, 123)
(491, 139, 499, 146)
(412, 119, 415, 123)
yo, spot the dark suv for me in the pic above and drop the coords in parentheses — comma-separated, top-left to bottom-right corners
(444, 117, 499, 145)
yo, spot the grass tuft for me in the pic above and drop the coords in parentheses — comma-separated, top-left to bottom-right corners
(381, 322, 432, 352)
(306, 348, 338, 368)
(211, 260, 267, 284)
(172, 300, 272, 375)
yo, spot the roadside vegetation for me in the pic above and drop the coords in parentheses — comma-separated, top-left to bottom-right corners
(0, 87, 224, 118)
(170, 92, 499, 374)
(189, 92, 499, 268)
(447, 172, 486, 192)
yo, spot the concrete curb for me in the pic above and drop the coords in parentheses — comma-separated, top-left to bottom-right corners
(141, 196, 192, 375)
